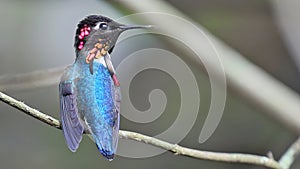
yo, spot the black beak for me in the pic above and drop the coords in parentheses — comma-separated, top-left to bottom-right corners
(119, 24, 152, 31)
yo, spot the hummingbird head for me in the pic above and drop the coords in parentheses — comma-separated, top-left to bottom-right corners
(74, 15, 151, 61)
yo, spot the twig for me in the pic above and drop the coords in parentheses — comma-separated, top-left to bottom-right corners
(1, 91, 299, 168)
(0, 91, 60, 129)
(120, 131, 281, 168)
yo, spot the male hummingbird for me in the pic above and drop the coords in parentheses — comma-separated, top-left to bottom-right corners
(59, 15, 150, 160)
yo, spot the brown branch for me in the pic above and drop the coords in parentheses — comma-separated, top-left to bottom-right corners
(2, 91, 299, 168)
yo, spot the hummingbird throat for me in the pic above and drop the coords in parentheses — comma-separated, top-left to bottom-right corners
(83, 39, 119, 87)
(85, 39, 110, 75)
(85, 41, 109, 64)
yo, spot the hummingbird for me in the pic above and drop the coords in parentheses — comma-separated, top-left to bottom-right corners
(59, 15, 150, 160)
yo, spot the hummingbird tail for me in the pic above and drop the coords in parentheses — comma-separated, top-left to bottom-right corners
(96, 143, 115, 161)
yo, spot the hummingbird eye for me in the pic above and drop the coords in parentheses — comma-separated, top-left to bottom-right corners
(99, 22, 108, 30)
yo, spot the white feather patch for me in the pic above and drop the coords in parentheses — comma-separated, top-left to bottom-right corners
(94, 56, 107, 67)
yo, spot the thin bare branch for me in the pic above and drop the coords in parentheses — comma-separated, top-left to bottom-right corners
(2, 91, 299, 169)
(120, 131, 281, 169)
(0, 91, 60, 129)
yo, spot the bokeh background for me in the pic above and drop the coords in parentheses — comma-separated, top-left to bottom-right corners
(0, 0, 299, 169)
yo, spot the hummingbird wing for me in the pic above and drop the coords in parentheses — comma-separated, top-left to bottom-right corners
(111, 85, 121, 153)
(59, 80, 84, 152)
(105, 54, 121, 155)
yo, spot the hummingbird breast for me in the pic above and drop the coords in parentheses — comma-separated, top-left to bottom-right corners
(74, 60, 120, 158)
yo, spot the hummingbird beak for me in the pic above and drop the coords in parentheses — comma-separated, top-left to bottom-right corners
(119, 24, 152, 31)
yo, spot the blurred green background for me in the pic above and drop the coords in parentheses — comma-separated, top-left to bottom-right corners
(0, 0, 299, 169)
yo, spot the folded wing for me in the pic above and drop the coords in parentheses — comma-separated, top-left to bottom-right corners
(59, 80, 84, 152)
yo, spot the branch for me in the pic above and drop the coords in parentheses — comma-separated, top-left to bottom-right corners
(0, 91, 61, 129)
(1, 91, 299, 168)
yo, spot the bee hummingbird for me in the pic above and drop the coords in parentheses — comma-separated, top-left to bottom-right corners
(59, 15, 150, 160)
